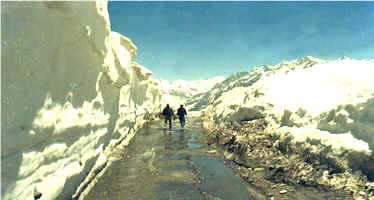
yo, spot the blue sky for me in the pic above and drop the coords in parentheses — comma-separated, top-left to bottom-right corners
(108, 1, 374, 81)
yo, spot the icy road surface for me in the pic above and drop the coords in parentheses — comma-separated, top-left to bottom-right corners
(83, 117, 263, 200)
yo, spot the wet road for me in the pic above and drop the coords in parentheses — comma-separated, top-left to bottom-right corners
(83, 117, 258, 200)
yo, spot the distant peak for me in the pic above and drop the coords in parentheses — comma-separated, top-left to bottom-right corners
(339, 56, 353, 60)
(304, 56, 322, 62)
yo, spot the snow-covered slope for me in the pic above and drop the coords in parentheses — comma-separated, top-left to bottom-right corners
(1, 1, 161, 200)
(154, 76, 225, 109)
(197, 56, 374, 178)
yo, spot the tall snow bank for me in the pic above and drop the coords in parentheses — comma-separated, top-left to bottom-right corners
(1, 1, 161, 199)
(199, 56, 374, 178)
(262, 58, 374, 117)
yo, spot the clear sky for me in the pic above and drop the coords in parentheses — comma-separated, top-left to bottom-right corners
(108, 1, 374, 81)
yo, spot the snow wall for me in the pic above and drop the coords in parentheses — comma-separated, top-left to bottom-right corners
(199, 57, 374, 179)
(1, 1, 162, 199)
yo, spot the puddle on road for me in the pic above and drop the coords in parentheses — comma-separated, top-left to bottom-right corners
(191, 157, 253, 200)
(84, 119, 258, 200)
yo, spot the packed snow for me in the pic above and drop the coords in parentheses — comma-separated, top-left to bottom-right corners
(2, 1, 162, 200)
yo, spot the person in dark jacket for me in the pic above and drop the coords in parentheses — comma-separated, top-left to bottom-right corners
(162, 104, 174, 129)
(177, 104, 187, 128)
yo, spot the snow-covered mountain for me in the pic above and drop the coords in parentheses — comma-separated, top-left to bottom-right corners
(196, 56, 374, 182)
(153, 76, 225, 109)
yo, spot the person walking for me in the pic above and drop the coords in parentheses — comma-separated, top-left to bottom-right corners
(177, 104, 187, 128)
(162, 104, 174, 130)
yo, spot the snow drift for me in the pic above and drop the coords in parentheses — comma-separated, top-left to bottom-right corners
(198, 56, 374, 179)
(1, 1, 161, 199)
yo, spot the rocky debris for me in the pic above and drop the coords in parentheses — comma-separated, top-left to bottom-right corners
(33, 187, 42, 200)
(204, 119, 374, 200)
(224, 152, 236, 161)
